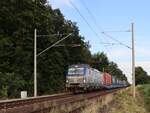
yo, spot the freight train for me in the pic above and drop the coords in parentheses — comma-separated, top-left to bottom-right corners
(66, 64, 127, 93)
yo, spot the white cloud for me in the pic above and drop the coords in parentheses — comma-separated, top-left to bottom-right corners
(117, 62, 132, 83)
(136, 47, 150, 57)
(136, 61, 150, 74)
(108, 46, 150, 60)
(108, 48, 131, 59)
(118, 61, 150, 84)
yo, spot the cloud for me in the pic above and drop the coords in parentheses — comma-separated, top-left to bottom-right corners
(108, 46, 150, 61)
(136, 61, 150, 75)
(108, 48, 131, 59)
(136, 47, 150, 57)
(117, 61, 150, 84)
(117, 62, 132, 83)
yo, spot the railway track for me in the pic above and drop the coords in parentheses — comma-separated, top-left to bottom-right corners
(0, 88, 124, 113)
(0, 93, 72, 113)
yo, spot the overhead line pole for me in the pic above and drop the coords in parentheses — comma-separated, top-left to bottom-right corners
(131, 23, 136, 98)
(101, 23, 136, 98)
(33, 31, 73, 97)
(34, 29, 37, 97)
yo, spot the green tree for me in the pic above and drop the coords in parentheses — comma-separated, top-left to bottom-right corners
(0, 0, 92, 98)
(0, 0, 128, 99)
(107, 62, 126, 80)
(0, 72, 25, 98)
(91, 52, 109, 72)
(90, 52, 127, 80)
(135, 66, 150, 85)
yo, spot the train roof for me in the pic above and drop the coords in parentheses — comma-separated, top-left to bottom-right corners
(69, 64, 90, 68)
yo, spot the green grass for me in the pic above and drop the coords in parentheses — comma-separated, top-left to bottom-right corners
(49, 86, 150, 113)
(138, 84, 150, 112)
(110, 88, 145, 113)
(110, 85, 150, 113)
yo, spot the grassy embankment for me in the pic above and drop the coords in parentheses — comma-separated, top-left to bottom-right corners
(81, 85, 150, 113)
(138, 84, 150, 112)
(49, 85, 150, 113)
(110, 85, 149, 113)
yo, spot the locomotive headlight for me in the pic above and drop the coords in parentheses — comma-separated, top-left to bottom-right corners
(66, 79, 69, 83)
(83, 79, 86, 83)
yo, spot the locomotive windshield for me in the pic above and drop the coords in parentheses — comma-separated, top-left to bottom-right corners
(68, 67, 84, 75)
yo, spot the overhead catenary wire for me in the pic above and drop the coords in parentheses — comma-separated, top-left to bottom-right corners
(68, 0, 101, 40)
(102, 30, 131, 33)
(99, 42, 121, 46)
(37, 33, 72, 56)
(80, 0, 131, 50)
(80, 0, 104, 31)
(36, 33, 70, 37)
(68, 0, 132, 73)
(68, 0, 113, 56)
(68, 0, 132, 77)
(102, 32, 132, 49)
(79, 0, 115, 58)
(68, 0, 133, 87)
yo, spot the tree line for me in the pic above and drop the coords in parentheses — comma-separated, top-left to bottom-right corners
(0, 0, 127, 99)
(135, 67, 150, 85)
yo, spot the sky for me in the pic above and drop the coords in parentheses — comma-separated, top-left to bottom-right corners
(49, 0, 150, 83)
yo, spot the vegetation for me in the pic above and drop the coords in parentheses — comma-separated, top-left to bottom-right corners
(135, 67, 150, 85)
(81, 86, 150, 113)
(110, 87, 148, 113)
(0, 0, 127, 99)
(138, 84, 150, 112)
(91, 52, 127, 80)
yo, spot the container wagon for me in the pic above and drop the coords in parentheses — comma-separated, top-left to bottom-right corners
(103, 72, 112, 89)
(111, 76, 118, 88)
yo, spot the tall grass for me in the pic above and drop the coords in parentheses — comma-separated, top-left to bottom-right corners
(138, 84, 150, 112)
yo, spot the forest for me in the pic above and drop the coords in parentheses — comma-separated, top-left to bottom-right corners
(0, 0, 127, 99)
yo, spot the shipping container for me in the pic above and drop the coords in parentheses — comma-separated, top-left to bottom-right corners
(103, 73, 112, 85)
(112, 76, 117, 84)
(87, 68, 103, 85)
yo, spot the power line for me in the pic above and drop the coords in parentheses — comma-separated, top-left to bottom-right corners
(79, 0, 115, 58)
(80, 0, 103, 31)
(102, 30, 131, 33)
(68, 0, 114, 58)
(102, 32, 132, 49)
(80, 0, 131, 50)
(68, 0, 131, 66)
(37, 33, 72, 56)
(100, 42, 120, 46)
(68, 0, 100, 40)
(68, 0, 132, 85)
(36, 33, 70, 37)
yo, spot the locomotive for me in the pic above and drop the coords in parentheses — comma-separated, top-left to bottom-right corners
(66, 64, 127, 93)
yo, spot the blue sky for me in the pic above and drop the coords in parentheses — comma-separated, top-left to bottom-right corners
(49, 0, 150, 83)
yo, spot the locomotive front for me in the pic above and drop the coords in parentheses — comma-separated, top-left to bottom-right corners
(66, 64, 88, 92)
